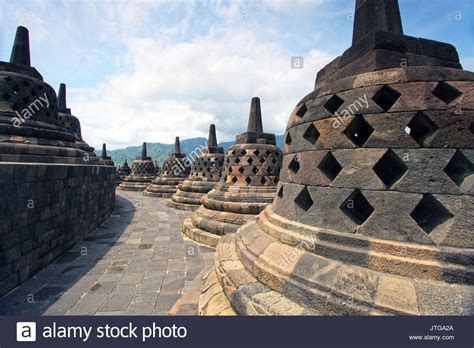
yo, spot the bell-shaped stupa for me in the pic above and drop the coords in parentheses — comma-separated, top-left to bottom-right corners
(0, 27, 94, 164)
(57, 83, 96, 158)
(98, 143, 114, 166)
(116, 160, 131, 186)
(117, 142, 156, 191)
(143, 136, 190, 198)
(198, 0, 474, 316)
(183, 97, 283, 248)
(168, 124, 225, 211)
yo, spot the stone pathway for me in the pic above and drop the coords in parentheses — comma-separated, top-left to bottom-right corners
(0, 191, 214, 315)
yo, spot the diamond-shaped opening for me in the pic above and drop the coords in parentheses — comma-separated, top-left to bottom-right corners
(259, 157, 266, 164)
(254, 149, 260, 156)
(295, 186, 313, 213)
(247, 157, 253, 164)
(295, 103, 307, 118)
(252, 166, 259, 174)
(238, 166, 245, 174)
(22, 96, 30, 104)
(410, 194, 454, 234)
(231, 150, 236, 155)
(432, 82, 462, 104)
(318, 152, 342, 181)
(267, 167, 273, 174)
(407, 112, 439, 147)
(303, 122, 320, 145)
(22, 80, 30, 87)
(241, 150, 247, 156)
(2, 92, 11, 101)
(235, 157, 240, 164)
(372, 85, 401, 112)
(260, 177, 267, 185)
(285, 132, 292, 146)
(324, 95, 344, 114)
(340, 190, 374, 225)
(272, 158, 277, 164)
(443, 150, 473, 187)
(343, 116, 374, 147)
(231, 176, 238, 184)
(245, 176, 252, 185)
(4, 76, 12, 82)
(288, 155, 300, 174)
(266, 150, 271, 156)
(12, 84, 20, 93)
(277, 185, 283, 198)
(373, 149, 408, 188)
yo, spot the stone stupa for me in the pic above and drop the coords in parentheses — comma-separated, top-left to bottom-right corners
(98, 143, 114, 166)
(143, 136, 190, 198)
(116, 160, 131, 186)
(183, 97, 283, 248)
(198, 0, 474, 316)
(117, 142, 156, 191)
(168, 124, 225, 211)
(57, 83, 96, 160)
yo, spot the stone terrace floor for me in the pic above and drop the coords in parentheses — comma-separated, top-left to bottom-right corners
(0, 191, 214, 315)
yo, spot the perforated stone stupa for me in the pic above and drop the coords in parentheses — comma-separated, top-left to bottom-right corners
(183, 97, 283, 248)
(117, 142, 156, 191)
(168, 124, 224, 211)
(0, 26, 115, 295)
(143, 137, 190, 198)
(116, 160, 131, 186)
(57, 83, 96, 159)
(198, 0, 474, 316)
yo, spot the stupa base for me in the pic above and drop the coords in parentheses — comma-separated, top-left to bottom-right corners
(200, 206, 474, 316)
(167, 200, 200, 211)
(168, 180, 216, 211)
(143, 177, 186, 198)
(117, 182, 150, 191)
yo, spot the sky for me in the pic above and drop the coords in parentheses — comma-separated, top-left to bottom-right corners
(1, 0, 473, 150)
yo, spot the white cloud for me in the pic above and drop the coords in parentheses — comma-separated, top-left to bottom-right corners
(70, 24, 333, 149)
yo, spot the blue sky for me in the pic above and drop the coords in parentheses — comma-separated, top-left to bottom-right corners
(1, 0, 473, 149)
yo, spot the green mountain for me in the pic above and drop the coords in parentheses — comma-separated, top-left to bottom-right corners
(108, 135, 284, 167)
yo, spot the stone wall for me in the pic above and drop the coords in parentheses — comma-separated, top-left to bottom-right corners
(0, 163, 115, 295)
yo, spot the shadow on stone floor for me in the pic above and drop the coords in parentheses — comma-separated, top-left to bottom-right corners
(0, 193, 135, 315)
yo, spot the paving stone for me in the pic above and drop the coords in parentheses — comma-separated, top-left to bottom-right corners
(99, 291, 135, 312)
(67, 294, 108, 315)
(118, 272, 144, 285)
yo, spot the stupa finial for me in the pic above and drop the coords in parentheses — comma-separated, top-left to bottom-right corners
(247, 97, 263, 133)
(208, 124, 218, 148)
(352, 0, 403, 44)
(10, 26, 31, 66)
